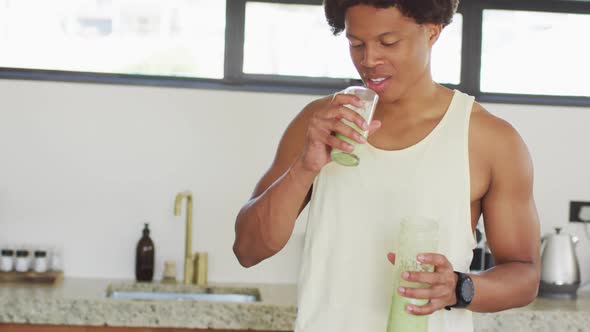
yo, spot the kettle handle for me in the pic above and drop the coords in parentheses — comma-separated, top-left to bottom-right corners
(540, 234, 547, 252)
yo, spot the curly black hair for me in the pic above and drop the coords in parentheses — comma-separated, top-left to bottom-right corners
(324, 0, 460, 35)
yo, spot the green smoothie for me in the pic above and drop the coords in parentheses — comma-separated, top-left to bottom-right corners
(387, 217, 439, 332)
(330, 119, 366, 167)
(329, 86, 378, 167)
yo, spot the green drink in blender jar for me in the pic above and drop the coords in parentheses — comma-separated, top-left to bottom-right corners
(330, 86, 379, 167)
(387, 217, 439, 332)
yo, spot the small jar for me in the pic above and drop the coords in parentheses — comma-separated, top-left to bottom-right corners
(33, 250, 48, 273)
(50, 250, 62, 271)
(1, 249, 15, 272)
(15, 250, 30, 272)
(162, 260, 177, 283)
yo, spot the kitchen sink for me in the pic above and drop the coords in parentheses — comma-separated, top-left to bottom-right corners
(106, 282, 261, 303)
(109, 291, 258, 302)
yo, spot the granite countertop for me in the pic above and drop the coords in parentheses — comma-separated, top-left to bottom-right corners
(0, 278, 589, 331)
(473, 285, 590, 332)
(0, 278, 297, 331)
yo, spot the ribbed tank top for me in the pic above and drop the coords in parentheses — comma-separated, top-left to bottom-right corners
(295, 90, 477, 332)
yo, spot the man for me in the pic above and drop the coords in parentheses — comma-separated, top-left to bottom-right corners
(233, 1, 541, 331)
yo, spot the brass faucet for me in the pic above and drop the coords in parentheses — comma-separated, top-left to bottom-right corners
(174, 191, 193, 285)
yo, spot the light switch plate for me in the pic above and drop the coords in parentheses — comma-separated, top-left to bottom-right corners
(569, 201, 590, 223)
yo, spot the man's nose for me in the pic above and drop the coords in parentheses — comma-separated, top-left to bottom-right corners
(360, 45, 384, 68)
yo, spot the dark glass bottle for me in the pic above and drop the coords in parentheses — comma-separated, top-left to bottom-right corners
(135, 223, 155, 282)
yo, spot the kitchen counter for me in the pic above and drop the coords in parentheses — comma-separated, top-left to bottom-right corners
(0, 278, 589, 331)
(0, 278, 297, 331)
(473, 285, 590, 332)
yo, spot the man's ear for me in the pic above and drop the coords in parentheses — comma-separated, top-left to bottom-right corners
(427, 24, 443, 47)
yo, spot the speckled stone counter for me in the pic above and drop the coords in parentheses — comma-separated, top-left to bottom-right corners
(472, 286, 590, 332)
(0, 278, 297, 331)
(0, 278, 589, 331)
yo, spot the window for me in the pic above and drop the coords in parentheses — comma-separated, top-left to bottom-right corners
(0, 0, 226, 79)
(243, 2, 357, 79)
(481, 10, 589, 97)
(243, 3, 463, 85)
(1, 0, 590, 106)
(432, 14, 463, 85)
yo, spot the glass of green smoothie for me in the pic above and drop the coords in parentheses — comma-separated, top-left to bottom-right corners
(387, 217, 439, 332)
(330, 86, 379, 167)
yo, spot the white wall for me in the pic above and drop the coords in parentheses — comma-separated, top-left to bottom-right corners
(0, 79, 589, 285)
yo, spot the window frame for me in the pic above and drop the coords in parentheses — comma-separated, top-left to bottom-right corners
(0, 0, 589, 106)
(469, 0, 590, 107)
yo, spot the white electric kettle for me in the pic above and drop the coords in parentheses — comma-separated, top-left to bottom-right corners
(538, 227, 581, 299)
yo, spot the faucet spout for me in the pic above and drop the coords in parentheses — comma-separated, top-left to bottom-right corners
(174, 191, 193, 284)
(174, 191, 190, 215)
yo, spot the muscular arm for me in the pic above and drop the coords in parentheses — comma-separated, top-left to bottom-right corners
(233, 99, 327, 268)
(469, 115, 541, 312)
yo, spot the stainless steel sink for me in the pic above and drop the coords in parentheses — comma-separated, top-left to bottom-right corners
(106, 283, 261, 303)
(109, 291, 258, 302)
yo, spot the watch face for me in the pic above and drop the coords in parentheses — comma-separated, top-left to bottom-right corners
(461, 277, 475, 302)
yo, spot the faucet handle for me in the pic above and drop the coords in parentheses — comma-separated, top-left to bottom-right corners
(183, 256, 194, 285)
(193, 252, 208, 286)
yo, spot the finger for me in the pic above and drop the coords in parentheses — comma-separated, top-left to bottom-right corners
(323, 132, 355, 152)
(311, 117, 364, 144)
(308, 116, 332, 136)
(330, 119, 367, 144)
(368, 120, 382, 135)
(323, 106, 369, 131)
(418, 253, 453, 270)
(405, 270, 457, 288)
(401, 270, 441, 285)
(331, 93, 363, 109)
(406, 301, 440, 316)
(398, 285, 449, 300)
(387, 252, 396, 265)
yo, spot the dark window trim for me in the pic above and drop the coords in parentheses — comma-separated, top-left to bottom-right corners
(458, 3, 482, 97)
(0, 0, 589, 106)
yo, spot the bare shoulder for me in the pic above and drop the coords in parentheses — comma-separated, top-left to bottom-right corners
(469, 102, 533, 184)
(470, 102, 521, 141)
(470, 102, 530, 152)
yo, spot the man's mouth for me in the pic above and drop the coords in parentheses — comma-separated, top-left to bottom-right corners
(369, 77, 388, 84)
(366, 76, 391, 92)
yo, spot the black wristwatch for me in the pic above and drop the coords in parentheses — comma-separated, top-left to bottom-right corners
(445, 271, 474, 310)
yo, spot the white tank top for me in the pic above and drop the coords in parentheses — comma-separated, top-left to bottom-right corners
(295, 90, 477, 332)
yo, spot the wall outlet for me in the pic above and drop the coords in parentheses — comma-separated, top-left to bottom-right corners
(570, 201, 590, 223)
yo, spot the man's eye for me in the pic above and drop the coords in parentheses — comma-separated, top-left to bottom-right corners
(383, 41, 399, 47)
(350, 43, 364, 48)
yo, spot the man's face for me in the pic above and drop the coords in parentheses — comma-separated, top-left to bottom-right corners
(344, 5, 440, 103)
